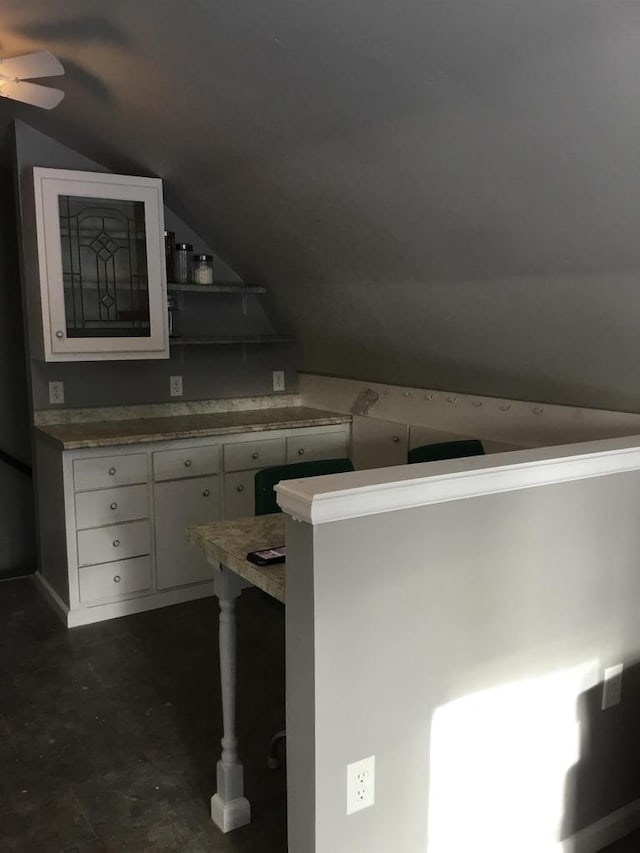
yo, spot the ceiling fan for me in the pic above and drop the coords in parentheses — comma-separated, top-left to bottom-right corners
(0, 50, 64, 109)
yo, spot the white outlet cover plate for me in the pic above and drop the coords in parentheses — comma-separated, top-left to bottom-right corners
(170, 375, 183, 397)
(272, 370, 285, 392)
(48, 381, 64, 405)
(347, 755, 375, 815)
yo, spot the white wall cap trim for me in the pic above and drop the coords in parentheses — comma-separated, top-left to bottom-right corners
(275, 434, 640, 525)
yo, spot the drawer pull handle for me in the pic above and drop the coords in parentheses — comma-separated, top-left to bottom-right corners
(202, 489, 210, 497)
(110, 502, 118, 510)
(237, 484, 245, 492)
(252, 451, 259, 459)
(113, 575, 121, 583)
(297, 448, 305, 456)
(108, 467, 117, 475)
(55, 330, 64, 339)
(184, 459, 192, 467)
(113, 539, 120, 548)
(392, 435, 400, 443)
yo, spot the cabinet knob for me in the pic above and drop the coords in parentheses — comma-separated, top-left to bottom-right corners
(55, 330, 64, 339)
(110, 502, 118, 510)
(184, 459, 192, 467)
(252, 452, 259, 459)
(237, 484, 245, 492)
(297, 448, 305, 456)
(108, 467, 117, 475)
(202, 489, 210, 497)
(113, 539, 120, 548)
(392, 435, 400, 443)
(113, 575, 121, 583)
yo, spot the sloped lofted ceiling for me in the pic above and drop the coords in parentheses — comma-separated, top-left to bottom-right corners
(2, 0, 640, 411)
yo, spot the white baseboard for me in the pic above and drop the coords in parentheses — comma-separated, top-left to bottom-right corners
(33, 571, 70, 624)
(34, 571, 215, 627)
(567, 798, 640, 853)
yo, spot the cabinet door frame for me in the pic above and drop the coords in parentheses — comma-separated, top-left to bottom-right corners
(33, 167, 169, 360)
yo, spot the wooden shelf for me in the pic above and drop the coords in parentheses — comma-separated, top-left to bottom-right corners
(170, 335, 295, 346)
(167, 282, 266, 294)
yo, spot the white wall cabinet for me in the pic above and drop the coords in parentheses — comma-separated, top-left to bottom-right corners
(34, 421, 350, 627)
(31, 167, 169, 361)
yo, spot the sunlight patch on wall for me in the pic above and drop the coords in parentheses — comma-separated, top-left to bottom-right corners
(427, 661, 600, 853)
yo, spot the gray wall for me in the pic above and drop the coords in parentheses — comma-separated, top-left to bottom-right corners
(1, 2, 639, 411)
(286, 466, 640, 851)
(0, 145, 35, 575)
(12, 121, 299, 411)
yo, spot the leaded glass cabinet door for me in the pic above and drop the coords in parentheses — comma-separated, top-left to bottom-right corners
(33, 168, 169, 360)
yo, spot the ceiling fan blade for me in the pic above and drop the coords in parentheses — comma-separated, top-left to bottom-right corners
(0, 50, 64, 80)
(0, 79, 64, 109)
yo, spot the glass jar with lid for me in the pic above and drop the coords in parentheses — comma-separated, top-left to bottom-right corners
(193, 254, 214, 285)
(175, 243, 193, 284)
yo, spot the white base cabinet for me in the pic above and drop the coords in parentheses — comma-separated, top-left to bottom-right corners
(34, 421, 349, 627)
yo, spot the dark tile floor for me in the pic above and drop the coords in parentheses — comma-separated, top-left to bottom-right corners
(0, 577, 286, 852)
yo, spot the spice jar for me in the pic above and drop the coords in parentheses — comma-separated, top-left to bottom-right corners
(193, 254, 214, 285)
(175, 243, 193, 284)
(164, 231, 175, 282)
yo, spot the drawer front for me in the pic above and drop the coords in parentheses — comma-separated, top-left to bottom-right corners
(224, 471, 257, 518)
(75, 484, 149, 530)
(77, 519, 152, 567)
(153, 445, 219, 481)
(286, 431, 348, 464)
(223, 438, 285, 473)
(78, 556, 152, 604)
(73, 453, 147, 491)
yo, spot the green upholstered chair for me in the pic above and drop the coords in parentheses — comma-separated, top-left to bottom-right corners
(254, 456, 354, 769)
(254, 457, 355, 516)
(407, 439, 485, 465)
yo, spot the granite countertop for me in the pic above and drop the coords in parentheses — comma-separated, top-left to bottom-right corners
(35, 406, 350, 450)
(188, 514, 286, 603)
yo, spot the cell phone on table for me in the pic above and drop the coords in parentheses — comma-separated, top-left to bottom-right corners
(246, 546, 286, 566)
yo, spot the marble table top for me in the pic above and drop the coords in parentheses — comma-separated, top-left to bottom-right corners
(35, 407, 350, 450)
(188, 514, 286, 603)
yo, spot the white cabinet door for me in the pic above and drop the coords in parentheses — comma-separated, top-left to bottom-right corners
(223, 470, 258, 519)
(154, 475, 220, 589)
(351, 416, 408, 470)
(33, 167, 168, 361)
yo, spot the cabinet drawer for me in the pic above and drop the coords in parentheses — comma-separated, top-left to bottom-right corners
(75, 484, 149, 530)
(153, 445, 219, 481)
(73, 453, 147, 491)
(77, 519, 151, 567)
(223, 438, 285, 472)
(78, 556, 152, 604)
(286, 431, 348, 463)
(224, 471, 257, 518)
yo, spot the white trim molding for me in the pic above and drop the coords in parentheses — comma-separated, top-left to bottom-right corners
(276, 434, 640, 525)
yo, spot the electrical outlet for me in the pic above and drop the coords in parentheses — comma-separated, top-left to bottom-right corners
(602, 664, 623, 710)
(346, 755, 375, 815)
(48, 381, 64, 405)
(169, 375, 183, 397)
(272, 370, 285, 392)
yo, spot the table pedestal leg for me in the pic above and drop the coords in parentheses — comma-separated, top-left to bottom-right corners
(211, 567, 251, 832)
